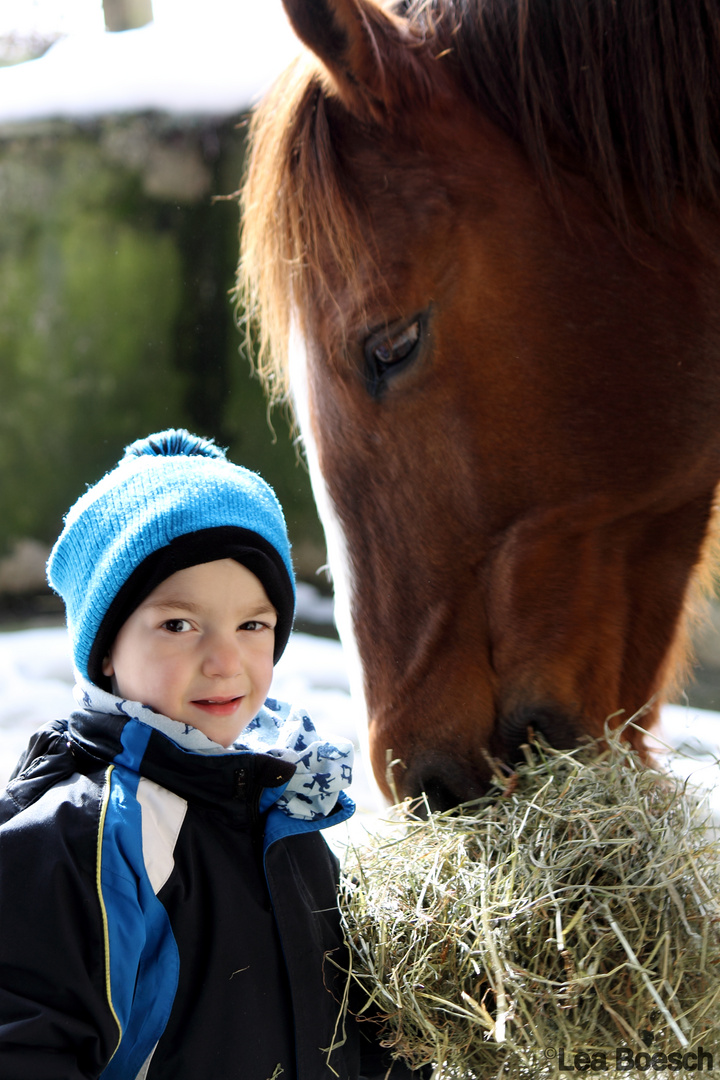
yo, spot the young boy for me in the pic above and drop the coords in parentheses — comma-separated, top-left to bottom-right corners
(0, 430, 406, 1080)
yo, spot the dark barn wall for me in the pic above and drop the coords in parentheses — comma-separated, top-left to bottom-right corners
(0, 112, 324, 615)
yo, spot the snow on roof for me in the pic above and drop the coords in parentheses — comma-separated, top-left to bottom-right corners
(0, 6, 302, 124)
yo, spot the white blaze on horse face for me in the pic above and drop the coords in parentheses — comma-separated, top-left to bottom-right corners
(287, 323, 383, 806)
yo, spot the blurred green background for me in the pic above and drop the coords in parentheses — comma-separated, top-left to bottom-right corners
(0, 111, 325, 617)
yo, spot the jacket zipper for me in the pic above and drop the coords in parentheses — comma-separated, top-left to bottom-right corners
(233, 765, 265, 862)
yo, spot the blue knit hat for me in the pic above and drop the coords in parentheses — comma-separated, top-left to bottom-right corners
(47, 429, 296, 684)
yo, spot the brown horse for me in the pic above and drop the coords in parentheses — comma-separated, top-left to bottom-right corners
(240, 0, 720, 809)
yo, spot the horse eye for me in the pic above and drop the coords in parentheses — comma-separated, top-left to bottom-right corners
(364, 313, 426, 398)
(373, 321, 420, 367)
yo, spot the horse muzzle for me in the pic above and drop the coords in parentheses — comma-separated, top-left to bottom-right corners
(399, 704, 580, 811)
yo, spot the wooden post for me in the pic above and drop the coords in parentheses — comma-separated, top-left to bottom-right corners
(103, 0, 154, 32)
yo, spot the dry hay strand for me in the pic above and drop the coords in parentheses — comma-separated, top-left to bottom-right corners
(339, 729, 720, 1078)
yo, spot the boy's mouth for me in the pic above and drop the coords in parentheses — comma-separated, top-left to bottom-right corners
(191, 696, 243, 717)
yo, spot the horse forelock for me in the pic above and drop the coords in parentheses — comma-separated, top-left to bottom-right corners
(238, 57, 374, 402)
(239, 0, 720, 396)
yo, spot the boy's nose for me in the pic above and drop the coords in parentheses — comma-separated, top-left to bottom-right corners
(201, 635, 243, 679)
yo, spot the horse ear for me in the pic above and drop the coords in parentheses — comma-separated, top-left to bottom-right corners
(281, 0, 420, 121)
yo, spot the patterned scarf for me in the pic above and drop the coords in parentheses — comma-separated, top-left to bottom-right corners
(74, 679, 354, 822)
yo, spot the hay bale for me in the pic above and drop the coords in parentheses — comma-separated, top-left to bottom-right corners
(339, 731, 720, 1078)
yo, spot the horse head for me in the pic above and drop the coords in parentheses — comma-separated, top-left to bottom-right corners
(241, 0, 720, 808)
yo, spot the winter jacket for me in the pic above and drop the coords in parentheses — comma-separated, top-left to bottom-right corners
(0, 707, 405, 1080)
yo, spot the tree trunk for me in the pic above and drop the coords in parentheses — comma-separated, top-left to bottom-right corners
(103, 0, 153, 32)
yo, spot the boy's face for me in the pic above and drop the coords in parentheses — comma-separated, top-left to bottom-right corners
(102, 559, 277, 747)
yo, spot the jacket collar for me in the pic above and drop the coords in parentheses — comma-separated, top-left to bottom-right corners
(66, 708, 295, 812)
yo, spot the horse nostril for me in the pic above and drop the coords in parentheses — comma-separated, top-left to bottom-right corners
(403, 753, 489, 812)
(416, 776, 464, 814)
(496, 705, 578, 765)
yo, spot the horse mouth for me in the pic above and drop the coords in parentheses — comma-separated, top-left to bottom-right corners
(402, 753, 493, 813)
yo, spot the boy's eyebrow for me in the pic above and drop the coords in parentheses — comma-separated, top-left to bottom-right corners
(147, 598, 203, 614)
(147, 598, 277, 617)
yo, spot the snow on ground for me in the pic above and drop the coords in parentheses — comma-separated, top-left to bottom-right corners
(1, 589, 719, 852)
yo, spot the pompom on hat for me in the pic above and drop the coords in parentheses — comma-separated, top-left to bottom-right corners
(47, 429, 296, 685)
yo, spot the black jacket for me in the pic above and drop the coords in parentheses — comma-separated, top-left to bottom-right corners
(0, 709, 407, 1080)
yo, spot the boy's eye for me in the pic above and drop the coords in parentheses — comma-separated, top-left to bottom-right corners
(162, 618, 193, 633)
(240, 620, 273, 632)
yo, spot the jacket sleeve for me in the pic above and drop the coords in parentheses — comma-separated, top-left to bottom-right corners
(0, 767, 122, 1080)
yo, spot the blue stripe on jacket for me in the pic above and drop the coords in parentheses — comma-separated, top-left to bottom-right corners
(99, 764, 180, 1080)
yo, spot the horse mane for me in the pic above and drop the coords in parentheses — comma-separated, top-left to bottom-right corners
(418, 0, 720, 222)
(239, 0, 720, 397)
